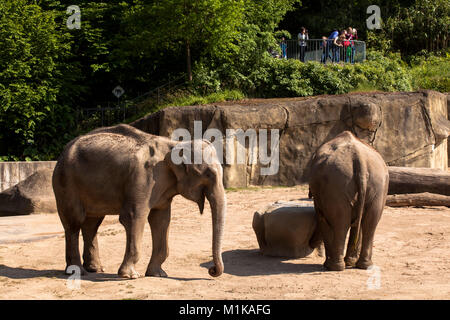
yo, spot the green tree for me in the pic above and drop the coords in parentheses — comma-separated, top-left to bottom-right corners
(207, 0, 301, 93)
(383, 0, 449, 55)
(120, 0, 245, 82)
(0, 0, 81, 160)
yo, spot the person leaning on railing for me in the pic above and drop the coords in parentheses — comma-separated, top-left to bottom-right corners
(327, 29, 340, 63)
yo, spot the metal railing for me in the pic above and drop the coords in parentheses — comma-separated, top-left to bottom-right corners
(278, 39, 366, 64)
(76, 74, 186, 130)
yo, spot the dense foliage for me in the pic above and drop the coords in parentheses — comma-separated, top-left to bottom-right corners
(0, 0, 81, 160)
(0, 0, 448, 160)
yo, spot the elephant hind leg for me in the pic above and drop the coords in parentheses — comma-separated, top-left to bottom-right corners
(344, 226, 361, 267)
(356, 198, 384, 269)
(318, 206, 349, 272)
(57, 198, 87, 275)
(82, 216, 105, 273)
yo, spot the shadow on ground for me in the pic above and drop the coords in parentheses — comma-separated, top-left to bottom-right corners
(201, 249, 324, 276)
(0, 264, 122, 282)
(0, 264, 211, 282)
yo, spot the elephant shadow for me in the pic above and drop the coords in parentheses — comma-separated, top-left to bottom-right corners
(201, 249, 324, 277)
(0, 264, 122, 282)
(0, 264, 211, 282)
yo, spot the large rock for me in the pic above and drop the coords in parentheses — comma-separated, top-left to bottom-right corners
(252, 201, 321, 258)
(132, 91, 450, 188)
(0, 168, 56, 216)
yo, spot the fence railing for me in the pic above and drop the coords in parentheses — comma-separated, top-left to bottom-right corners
(76, 74, 186, 130)
(278, 39, 366, 64)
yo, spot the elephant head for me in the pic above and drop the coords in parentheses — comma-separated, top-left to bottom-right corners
(165, 139, 226, 277)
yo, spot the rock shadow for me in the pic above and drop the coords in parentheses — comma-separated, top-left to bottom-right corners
(200, 249, 324, 277)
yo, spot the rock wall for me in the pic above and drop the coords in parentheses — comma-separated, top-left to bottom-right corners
(0, 168, 56, 216)
(0, 161, 57, 192)
(132, 90, 450, 188)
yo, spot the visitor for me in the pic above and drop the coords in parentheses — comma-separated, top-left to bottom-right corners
(339, 30, 348, 62)
(280, 37, 287, 59)
(343, 28, 352, 63)
(352, 28, 358, 63)
(328, 29, 339, 63)
(298, 27, 309, 62)
(320, 36, 330, 64)
(346, 27, 356, 63)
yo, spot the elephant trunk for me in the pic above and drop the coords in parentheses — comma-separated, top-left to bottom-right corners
(206, 183, 226, 277)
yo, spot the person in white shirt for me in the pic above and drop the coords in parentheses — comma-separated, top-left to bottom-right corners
(297, 27, 309, 62)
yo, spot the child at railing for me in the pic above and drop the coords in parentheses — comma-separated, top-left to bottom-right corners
(321, 36, 331, 63)
(346, 27, 357, 63)
(335, 32, 346, 63)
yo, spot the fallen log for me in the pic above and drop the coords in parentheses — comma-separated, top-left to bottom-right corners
(388, 167, 450, 196)
(386, 193, 450, 207)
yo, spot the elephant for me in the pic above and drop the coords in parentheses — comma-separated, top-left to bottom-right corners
(52, 124, 226, 279)
(308, 131, 389, 271)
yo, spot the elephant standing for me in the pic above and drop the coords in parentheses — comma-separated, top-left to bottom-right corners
(308, 131, 389, 271)
(52, 124, 226, 279)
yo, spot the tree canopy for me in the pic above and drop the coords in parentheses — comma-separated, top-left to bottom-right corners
(0, 0, 448, 160)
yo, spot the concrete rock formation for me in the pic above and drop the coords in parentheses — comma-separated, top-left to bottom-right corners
(252, 201, 320, 258)
(0, 168, 56, 216)
(132, 90, 450, 188)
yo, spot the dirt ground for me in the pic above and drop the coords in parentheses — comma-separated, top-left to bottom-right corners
(0, 185, 449, 300)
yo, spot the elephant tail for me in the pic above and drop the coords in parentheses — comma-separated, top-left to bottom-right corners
(351, 154, 367, 250)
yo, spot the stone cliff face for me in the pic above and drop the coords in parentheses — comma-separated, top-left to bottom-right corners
(132, 90, 450, 188)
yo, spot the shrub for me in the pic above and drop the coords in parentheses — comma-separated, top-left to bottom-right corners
(409, 53, 450, 92)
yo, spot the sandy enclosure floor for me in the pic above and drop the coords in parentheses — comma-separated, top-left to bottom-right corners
(0, 186, 449, 300)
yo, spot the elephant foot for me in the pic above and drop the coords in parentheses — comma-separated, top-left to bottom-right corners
(344, 256, 358, 268)
(83, 262, 105, 273)
(65, 264, 87, 276)
(118, 265, 141, 279)
(145, 266, 168, 277)
(324, 259, 345, 271)
(356, 259, 373, 270)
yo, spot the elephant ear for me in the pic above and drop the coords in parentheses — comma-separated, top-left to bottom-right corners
(165, 150, 187, 181)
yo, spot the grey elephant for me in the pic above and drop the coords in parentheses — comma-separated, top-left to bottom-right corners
(52, 124, 226, 279)
(308, 131, 389, 271)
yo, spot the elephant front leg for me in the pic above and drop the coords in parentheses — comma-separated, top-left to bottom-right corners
(146, 205, 171, 277)
(118, 207, 147, 279)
